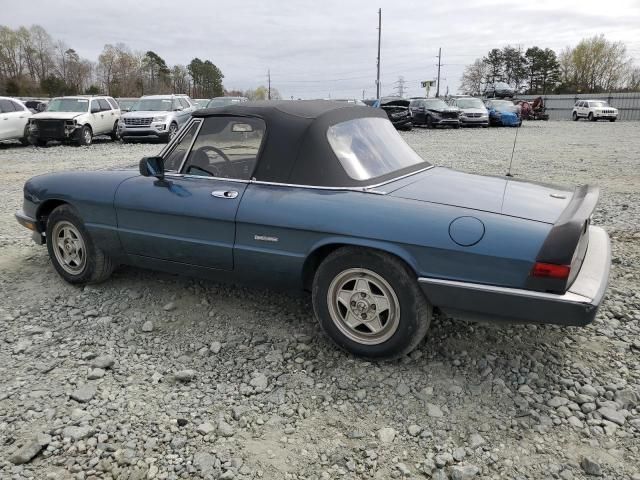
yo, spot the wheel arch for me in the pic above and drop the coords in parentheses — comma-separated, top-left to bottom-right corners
(301, 238, 420, 291)
(36, 199, 70, 231)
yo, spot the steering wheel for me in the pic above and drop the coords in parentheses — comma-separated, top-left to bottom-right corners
(199, 146, 231, 164)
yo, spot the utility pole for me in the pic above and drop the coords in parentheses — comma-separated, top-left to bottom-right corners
(267, 69, 271, 100)
(435, 47, 442, 98)
(376, 8, 382, 100)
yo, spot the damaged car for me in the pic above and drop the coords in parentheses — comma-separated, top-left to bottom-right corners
(27, 96, 121, 146)
(374, 97, 412, 130)
(409, 98, 460, 129)
(16, 100, 611, 359)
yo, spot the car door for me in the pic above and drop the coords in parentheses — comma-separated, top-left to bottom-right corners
(98, 98, 116, 133)
(114, 115, 266, 270)
(0, 99, 14, 139)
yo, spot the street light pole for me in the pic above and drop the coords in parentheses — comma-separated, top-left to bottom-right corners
(376, 8, 382, 100)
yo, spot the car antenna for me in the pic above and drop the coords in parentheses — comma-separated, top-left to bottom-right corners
(505, 123, 520, 177)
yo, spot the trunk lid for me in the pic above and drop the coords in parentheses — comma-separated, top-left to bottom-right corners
(386, 167, 573, 224)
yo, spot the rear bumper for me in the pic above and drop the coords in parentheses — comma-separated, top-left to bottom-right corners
(418, 226, 611, 326)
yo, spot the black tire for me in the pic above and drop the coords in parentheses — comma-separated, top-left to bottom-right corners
(77, 125, 92, 146)
(572, 112, 578, 121)
(109, 121, 120, 141)
(20, 126, 30, 146)
(453, 124, 460, 129)
(609, 118, 616, 122)
(46, 204, 114, 285)
(167, 122, 179, 142)
(426, 116, 434, 129)
(28, 136, 47, 147)
(120, 136, 129, 144)
(402, 124, 413, 131)
(312, 247, 432, 359)
(588, 112, 595, 122)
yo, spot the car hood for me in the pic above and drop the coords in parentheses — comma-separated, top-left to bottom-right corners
(460, 107, 487, 114)
(31, 111, 85, 120)
(123, 110, 169, 118)
(427, 106, 459, 113)
(380, 99, 410, 107)
(386, 167, 573, 224)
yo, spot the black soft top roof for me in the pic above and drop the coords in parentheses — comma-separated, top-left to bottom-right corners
(192, 100, 390, 187)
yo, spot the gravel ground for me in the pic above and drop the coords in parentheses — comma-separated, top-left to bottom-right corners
(0, 122, 639, 480)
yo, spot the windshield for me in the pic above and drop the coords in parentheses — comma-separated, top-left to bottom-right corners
(589, 101, 609, 108)
(327, 117, 430, 181)
(118, 99, 137, 109)
(424, 99, 449, 109)
(207, 98, 241, 108)
(490, 100, 517, 111)
(456, 98, 485, 109)
(131, 98, 173, 112)
(46, 98, 89, 113)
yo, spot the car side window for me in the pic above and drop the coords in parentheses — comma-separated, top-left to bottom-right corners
(182, 116, 266, 180)
(163, 121, 201, 172)
(11, 100, 24, 111)
(98, 99, 111, 111)
(106, 97, 118, 109)
(178, 98, 190, 109)
(90, 100, 99, 112)
(0, 99, 16, 112)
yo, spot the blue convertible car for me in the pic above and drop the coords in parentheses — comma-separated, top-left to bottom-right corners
(485, 99, 522, 127)
(16, 101, 611, 359)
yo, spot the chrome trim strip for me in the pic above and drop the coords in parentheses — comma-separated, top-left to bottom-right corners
(417, 277, 593, 304)
(249, 179, 383, 193)
(364, 164, 435, 189)
(163, 173, 250, 184)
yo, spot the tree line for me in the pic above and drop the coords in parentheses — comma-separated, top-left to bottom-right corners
(460, 35, 640, 96)
(0, 24, 230, 98)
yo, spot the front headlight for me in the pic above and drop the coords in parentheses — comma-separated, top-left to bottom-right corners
(153, 115, 167, 122)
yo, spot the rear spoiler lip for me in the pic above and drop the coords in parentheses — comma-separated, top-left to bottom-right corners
(536, 185, 599, 265)
(525, 185, 599, 292)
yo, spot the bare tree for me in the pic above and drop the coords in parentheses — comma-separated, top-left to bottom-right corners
(459, 59, 487, 95)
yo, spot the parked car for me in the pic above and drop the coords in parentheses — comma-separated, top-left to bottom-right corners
(119, 94, 197, 142)
(484, 82, 515, 99)
(206, 96, 249, 109)
(28, 96, 121, 146)
(116, 98, 139, 113)
(0, 97, 33, 144)
(448, 96, 489, 127)
(484, 99, 522, 127)
(15, 100, 611, 359)
(23, 99, 48, 113)
(409, 98, 460, 129)
(375, 97, 412, 130)
(572, 100, 618, 122)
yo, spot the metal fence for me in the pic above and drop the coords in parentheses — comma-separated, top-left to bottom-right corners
(515, 92, 640, 121)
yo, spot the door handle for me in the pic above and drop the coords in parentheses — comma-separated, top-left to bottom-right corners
(211, 190, 238, 199)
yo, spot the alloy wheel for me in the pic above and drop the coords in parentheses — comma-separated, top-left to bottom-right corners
(52, 221, 86, 274)
(327, 268, 400, 345)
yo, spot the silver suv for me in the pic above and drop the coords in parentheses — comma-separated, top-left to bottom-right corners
(119, 94, 196, 142)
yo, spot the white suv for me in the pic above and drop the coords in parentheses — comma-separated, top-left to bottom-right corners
(28, 96, 121, 146)
(572, 100, 618, 122)
(0, 97, 33, 144)
(119, 94, 197, 142)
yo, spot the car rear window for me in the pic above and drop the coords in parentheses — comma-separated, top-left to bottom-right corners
(327, 117, 429, 181)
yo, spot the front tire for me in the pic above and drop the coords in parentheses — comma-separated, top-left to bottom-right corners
(426, 116, 434, 129)
(77, 125, 92, 146)
(312, 247, 432, 359)
(609, 118, 616, 122)
(46, 205, 114, 285)
(167, 122, 179, 142)
(572, 112, 578, 121)
(588, 112, 595, 122)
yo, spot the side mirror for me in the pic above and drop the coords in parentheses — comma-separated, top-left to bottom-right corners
(91, 106, 100, 114)
(139, 156, 165, 179)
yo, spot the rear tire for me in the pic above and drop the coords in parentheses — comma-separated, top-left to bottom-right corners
(312, 247, 432, 359)
(109, 121, 120, 141)
(46, 205, 114, 285)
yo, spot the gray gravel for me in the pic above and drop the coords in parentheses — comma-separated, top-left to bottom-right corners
(1, 122, 639, 479)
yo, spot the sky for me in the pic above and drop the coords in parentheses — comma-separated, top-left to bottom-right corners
(2, 0, 640, 99)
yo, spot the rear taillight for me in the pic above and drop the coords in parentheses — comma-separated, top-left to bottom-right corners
(531, 262, 571, 279)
